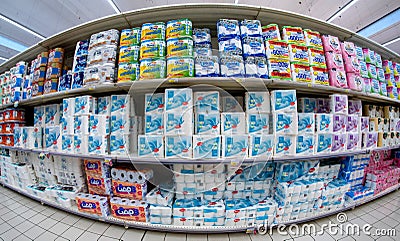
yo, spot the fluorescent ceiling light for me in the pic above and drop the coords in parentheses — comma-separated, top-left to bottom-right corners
(107, 0, 121, 14)
(0, 14, 45, 39)
(0, 56, 8, 61)
(383, 37, 400, 47)
(0, 35, 28, 52)
(357, 9, 400, 37)
(327, 0, 359, 23)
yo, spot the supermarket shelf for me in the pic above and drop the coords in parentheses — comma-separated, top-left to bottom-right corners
(0, 4, 398, 74)
(3, 145, 400, 165)
(2, 77, 400, 110)
(2, 180, 399, 233)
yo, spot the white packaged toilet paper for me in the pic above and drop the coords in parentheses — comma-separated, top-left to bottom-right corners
(274, 135, 296, 157)
(193, 135, 221, 159)
(248, 134, 274, 158)
(138, 135, 164, 158)
(74, 134, 89, 154)
(221, 112, 246, 135)
(145, 93, 164, 114)
(194, 91, 220, 113)
(164, 110, 193, 135)
(74, 115, 90, 135)
(195, 112, 220, 135)
(88, 135, 108, 155)
(222, 135, 248, 158)
(89, 115, 110, 135)
(246, 113, 270, 134)
(273, 112, 298, 135)
(165, 135, 192, 159)
(245, 92, 271, 113)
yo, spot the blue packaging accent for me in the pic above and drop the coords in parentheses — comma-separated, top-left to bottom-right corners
(271, 90, 297, 112)
(194, 91, 219, 113)
(274, 135, 295, 156)
(195, 113, 220, 135)
(75, 40, 89, 57)
(193, 28, 211, 44)
(145, 113, 164, 135)
(73, 56, 87, 73)
(72, 72, 84, 89)
(296, 135, 314, 155)
(58, 73, 72, 91)
(218, 36, 242, 55)
(145, 93, 164, 114)
(240, 19, 262, 38)
(274, 112, 297, 134)
(138, 135, 164, 157)
(316, 134, 332, 153)
(247, 113, 270, 134)
(249, 134, 274, 157)
(246, 91, 270, 113)
(193, 135, 221, 159)
(222, 112, 245, 134)
(298, 98, 316, 113)
(222, 135, 248, 158)
(242, 36, 265, 58)
(298, 113, 315, 134)
(217, 19, 240, 40)
(165, 88, 193, 112)
(165, 136, 192, 158)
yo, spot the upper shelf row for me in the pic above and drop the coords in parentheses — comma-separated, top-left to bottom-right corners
(0, 3, 399, 74)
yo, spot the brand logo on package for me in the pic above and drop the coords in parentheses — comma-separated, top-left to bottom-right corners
(115, 207, 140, 217)
(89, 177, 102, 186)
(115, 183, 138, 194)
(86, 162, 99, 170)
(79, 201, 97, 209)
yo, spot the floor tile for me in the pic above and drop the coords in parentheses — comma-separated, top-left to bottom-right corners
(76, 231, 101, 241)
(98, 236, 120, 241)
(312, 232, 335, 241)
(380, 216, 399, 228)
(0, 222, 12, 234)
(20, 209, 38, 219)
(0, 228, 20, 240)
(374, 236, 396, 241)
(60, 215, 80, 225)
(12, 234, 32, 241)
(35, 231, 58, 241)
(61, 226, 85, 240)
(368, 210, 386, 221)
(28, 213, 47, 225)
(337, 236, 355, 241)
(164, 233, 187, 241)
(6, 216, 24, 227)
(207, 233, 230, 241)
(7, 202, 22, 211)
(376, 207, 393, 216)
(374, 221, 391, 230)
(1, 211, 17, 221)
(37, 217, 58, 230)
(121, 228, 146, 240)
(73, 217, 94, 230)
(0, 207, 11, 216)
(55, 237, 69, 241)
(102, 225, 126, 239)
(23, 225, 46, 240)
(48, 222, 70, 235)
(87, 221, 110, 235)
(293, 235, 314, 241)
(143, 231, 169, 241)
(50, 212, 68, 222)
(187, 233, 208, 241)
(360, 213, 380, 224)
(12, 206, 28, 215)
(40, 207, 58, 217)
(14, 220, 35, 233)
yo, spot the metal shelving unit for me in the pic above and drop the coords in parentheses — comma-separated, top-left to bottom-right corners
(0, 3, 399, 233)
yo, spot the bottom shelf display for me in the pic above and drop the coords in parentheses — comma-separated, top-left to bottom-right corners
(0, 148, 399, 232)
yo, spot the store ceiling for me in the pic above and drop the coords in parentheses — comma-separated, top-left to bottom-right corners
(0, 0, 399, 64)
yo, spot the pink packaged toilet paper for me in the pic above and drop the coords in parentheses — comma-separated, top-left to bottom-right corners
(344, 56, 360, 74)
(340, 41, 356, 56)
(321, 35, 341, 53)
(325, 51, 344, 70)
(329, 68, 348, 88)
(346, 73, 363, 91)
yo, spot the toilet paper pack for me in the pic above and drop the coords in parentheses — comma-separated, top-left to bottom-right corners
(86, 175, 112, 195)
(333, 114, 347, 133)
(34, 106, 45, 127)
(145, 93, 164, 114)
(74, 134, 89, 154)
(88, 135, 108, 155)
(97, 96, 111, 115)
(110, 114, 130, 134)
(221, 112, 246, 135)
(110, 134, 131, 155)
(222, 135, 248, 158)
(74, 95, 95, 116)
(348, 100, 362, 116)
(89, 115, 110, 135)
(296, 134, 315, 155)
(61, 135, 74, 153)
(246, 113, 270, 134)
(193, 135, 221, 159)
(298, 98, 316, 113)
(363, 132, 378, 149)
(138, 135, 164, 158)
(84, 159, 111, 178)
(195, 113, 220, 135)
(347, 133, 361, 151)
(111, 179, 147, 200)
(194, 91, 220, 113)
(298, 113, 315, 134)
(291, 63, 311, 82)
(75, 193, 110, 217)
(145, 113, 164, 135)
(316, 98, 330, 113)
(315, 133, 332, 154)
(271, 90, 297, 113)
(222, 96, 244, 112)
(164, 110, 193, 135)
(111, 94, 134, 117)
(74, 115, 90, 135)
(61, 116, 74, 135)
(346, 115, 359, 133)
(45, 104, 61, 126)
(274, 135, 296, 157)
(329, 68, 348, 88)
(44, 126, 61, 151)
(321, 35, 341, 53)
(165, 136, 193, 159)
(245, 92, 270, 113)
(62, 98, 75, 117)
(165, 88, 193, 112)
(274, 112, 298, 135)
(248, 134, 274, 158)
(331, 133, 346, 153)
(330, 94, 348, 115)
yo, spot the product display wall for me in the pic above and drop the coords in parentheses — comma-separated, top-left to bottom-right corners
(0, 4, 399, 233)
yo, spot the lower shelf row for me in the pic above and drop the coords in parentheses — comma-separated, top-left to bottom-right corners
(0, 147, 399, 229)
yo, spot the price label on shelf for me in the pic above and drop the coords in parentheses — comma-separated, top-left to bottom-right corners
(230, 160, 240, 167)
(168, 79, 178, 83)
(13, 101, 19, 108)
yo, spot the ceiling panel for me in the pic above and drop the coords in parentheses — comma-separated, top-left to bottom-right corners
(114, 0, 234, 12)
(0, 45, 20, 59)
(330, 0, 400, 32)
(369, 22, 400, 45)
(0, 0, 116, 38)
(385, 39, 400, 55)
(0, 19, 39, 47)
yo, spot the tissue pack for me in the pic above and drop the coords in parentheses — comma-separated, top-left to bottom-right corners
(195, 112, 220, 135)
(89, 115, 110, 135)
(248, 134, 274, 158)
(246, 113, 270, 134)
(298, 97, 316, 113)
(298, 113, 315, 134)
(165, 135, 192, 159)
(61, 135, 74, 153)
(138, 135, 164, 158)
(110, 134, 131, 155)
(110, 198, 148, 222)
(321, 35, 341, 53)
(165, 88, 193, 112)
(164, 110, 193, 135)
(296, 134, 314, 155)
(222, 135, 248, 158)
(111, 180, 147, 200)
(274, 135, 296, 157)
(363, 132, 378, 149)
(88, 135, 108, 155)
(245, 92, 271, 113)
(221, 112, 246, 134)
(145, 113, 164, 135)
(333, 114, 347, 133)
(74, 115, 90, 135)
(74, 95, 95, 116)
(330, 94, 348, 114)
(97, 96, 111, 115)
(331, 133, 346, 153)
(75, 193, 110, 217)
(74, 135, 89, 154)
(273, 112, 298, 135)
(34, 106, 45, 127)
(271, 90, 297, 113)
(194, 91, 219, 113)
(315, 133, 332, 154)
(347, 133, 361, 150)
(111, 95, 134, 116)
(329, 68, 348, 88)
(62, 98, 75, 117)
(44, 126, 61, 151)
(346, 115, 359, 133)
(193, 135, 221, 159)
(145, 93, 164, 114)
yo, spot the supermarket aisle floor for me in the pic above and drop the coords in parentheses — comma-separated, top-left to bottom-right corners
(0, 186, 399, 241)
